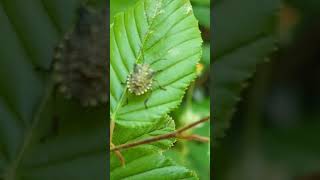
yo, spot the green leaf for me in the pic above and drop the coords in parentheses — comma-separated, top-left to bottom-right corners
(212, 0, 280, 140)
(191, 0, 210, 6)
(111, 116, 175, 167)
(110, 0, 202, 178)
(202, 43, 210, 67)
(0, 1, 107, 179)
(168, 98, 210, 180)
(111, 116, 198, 179)
(110, 0, 139, 21)
(111, 148, 197, 179)
(193, 5, 210, 28)
(110, 0, 202, 144)
(124, 115, 176, 150)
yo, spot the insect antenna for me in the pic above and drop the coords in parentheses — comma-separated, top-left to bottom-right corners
(137, 45, 145, 64)
(153, 79, 166, 91)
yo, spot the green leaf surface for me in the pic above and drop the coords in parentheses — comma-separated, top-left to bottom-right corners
(167, 98, 210, 180)
(111, 115, 175, 167)
(0, 1, 107, 179)
(110, 0, 139, 21)
(110, 0, 202, 144)
(111, 116, 198, 179)
(110, 0, 202, 178)
(111, 148, 197, 180)
(191, 0, 210, 6)
(202, 43, 210, 67)
(212, 0, 280, 140)
(193, 5, 210, 28)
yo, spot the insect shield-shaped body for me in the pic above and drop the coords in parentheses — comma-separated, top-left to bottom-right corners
(127, 63, 154, 96)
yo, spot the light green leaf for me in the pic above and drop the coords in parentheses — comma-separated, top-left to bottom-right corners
(111, 116, 175, 166)
(110, 0, 203, 144)
(111, 148, 197, 180)
(111, 115, 198, 179)
(122, 115, 176, 150)
(110, 0, 202, 178)
(167, 98, 210, 180)
(212, 0, 280, 139)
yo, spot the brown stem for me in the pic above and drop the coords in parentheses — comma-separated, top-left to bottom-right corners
(110, 116, 210, 152)
(110, 142, 125, 166)
(177, 134, 210, 143)
(110, 120, 125, 166)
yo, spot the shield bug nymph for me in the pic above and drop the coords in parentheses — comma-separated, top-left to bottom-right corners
(127, 63, 155, 96)
(124, 48, 167, 108)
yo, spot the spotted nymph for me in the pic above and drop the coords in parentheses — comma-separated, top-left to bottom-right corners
(127, 63, 155, 96)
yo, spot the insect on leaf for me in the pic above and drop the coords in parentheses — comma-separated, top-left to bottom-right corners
(110, 0, 202, 178)
(110, 0, 203, 145)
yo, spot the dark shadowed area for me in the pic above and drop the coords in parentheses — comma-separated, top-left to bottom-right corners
(214, 0, 320, 179)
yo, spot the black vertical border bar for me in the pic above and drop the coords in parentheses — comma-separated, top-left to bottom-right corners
(210, 0, 214, 179)
(106, 0, 110, 179)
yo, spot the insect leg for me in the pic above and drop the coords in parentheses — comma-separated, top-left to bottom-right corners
(154, 79, 167, 91)
(138, 45, 145, 63)
(144, 98, 149, 109)
(143, 92, 153, 109)
(121, 75, 130, 85)
(122, 97, 129, 107)
(154, 69, 163, 74)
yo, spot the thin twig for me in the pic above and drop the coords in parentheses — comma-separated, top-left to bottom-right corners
(110, 120, 126, 166)
(110, 116, 210, 152)
(177, 134, 210, 143)
(110, 142, 125, 166)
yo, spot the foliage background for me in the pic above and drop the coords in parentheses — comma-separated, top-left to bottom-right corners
(0, 0, 108, 179)
(214, 0, 320, 179)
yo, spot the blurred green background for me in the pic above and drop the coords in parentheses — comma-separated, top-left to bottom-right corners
(214, 0, 320, 179)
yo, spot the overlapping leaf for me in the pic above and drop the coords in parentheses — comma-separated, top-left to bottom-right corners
(111, 148, 197, 179)
(110, 116, 197, 179)
(212, 0, 280, 140)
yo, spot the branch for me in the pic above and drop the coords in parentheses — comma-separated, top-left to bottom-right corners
(110, 120, 126, 166)
(110, 116, 210, 152)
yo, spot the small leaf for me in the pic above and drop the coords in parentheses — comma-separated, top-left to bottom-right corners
(111, 115, 175, 166)
(111, 115, 198, 179)
(111, 148, 197, 179)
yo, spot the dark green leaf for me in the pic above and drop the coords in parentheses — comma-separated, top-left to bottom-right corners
(212, 0, 280, 140)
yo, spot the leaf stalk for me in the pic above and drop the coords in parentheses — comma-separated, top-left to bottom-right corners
(110, 116, 210, 152)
